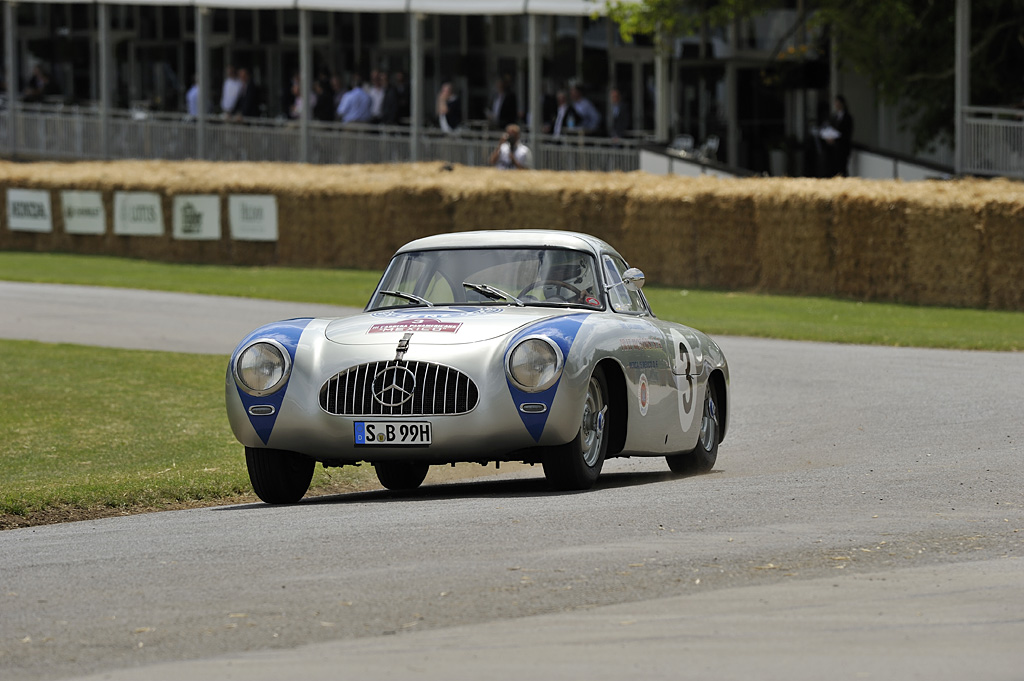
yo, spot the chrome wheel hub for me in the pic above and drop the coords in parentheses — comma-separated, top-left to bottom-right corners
(699, 387, 718, 451)
(580, 377, 605, 467)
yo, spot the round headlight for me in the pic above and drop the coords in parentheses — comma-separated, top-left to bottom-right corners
(234, 340, 291, 396)
(507, 338, 563, 392)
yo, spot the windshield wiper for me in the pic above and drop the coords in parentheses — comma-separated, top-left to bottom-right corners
(379, 290, 434, 306)
(462, 282, 524, 307)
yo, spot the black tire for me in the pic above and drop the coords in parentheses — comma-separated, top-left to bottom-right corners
(667, 379, 720, 475)
(245, 447, 315, 504)
(374, 461, 430, 491)
(543, 366, 609, 491)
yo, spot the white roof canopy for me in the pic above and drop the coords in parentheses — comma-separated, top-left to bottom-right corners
(17, 0, 604, 14)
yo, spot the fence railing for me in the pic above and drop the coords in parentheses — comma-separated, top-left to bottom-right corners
(963, 106, 1024, 179)
(1, 104, 641, 172)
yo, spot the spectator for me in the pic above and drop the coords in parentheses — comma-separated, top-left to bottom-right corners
(487, 76, 518, 130)
(336, 75, 373, 123)
(489, 124, 532, 170)
(436, 82, 462, 133)
(379, 72, 400, 125)
(23, 65, 59, 103)
(546, 89, 577, 137)
(825, 94, 854, 177)
(220, 65, 243, 115)
(367, 69, 386, 122)
(231, 68, 261, 119)
(282, 72, 300, 118)
(608, 87, 631, 140)
(289, 79, 315, 120)
(391, 71, 410, 122)
(570, 85, 601, 135)
(330, 75, 344, 111)
(313, 74, 336, 122)
(185, 74, 200, 117)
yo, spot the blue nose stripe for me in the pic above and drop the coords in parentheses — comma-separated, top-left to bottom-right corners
(505, 314, 588, 442)
(232, 318, 313, 446)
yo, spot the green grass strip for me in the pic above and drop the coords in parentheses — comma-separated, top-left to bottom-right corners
(0, 340, 372, 518)
(0, 251, 378, 306)
(2, 251, 1022, 351)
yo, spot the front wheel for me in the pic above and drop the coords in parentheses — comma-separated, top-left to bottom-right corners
(666, 380, 720, 475)
(374, 461, 430, 491)
(543, 366, 609, 491)
(245, 447, 315, 504)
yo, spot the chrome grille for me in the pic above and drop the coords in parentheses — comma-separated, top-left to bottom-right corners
(319, 360, 479, 416)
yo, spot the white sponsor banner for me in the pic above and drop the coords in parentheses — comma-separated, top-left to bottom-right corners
(173, 195, 221, 241)
(61, 190, 106, 235)
(229, 195, 278, 242)
(114, 192, 164, 236)
(7, 189, 53, 233)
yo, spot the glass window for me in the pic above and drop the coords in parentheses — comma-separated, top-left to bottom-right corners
(369, 248, 602, 311)
(602, 254, 647, 314)
(384, 14, 406, 42)
(211, 8, 229, 34)
(312, 11, 330, 37)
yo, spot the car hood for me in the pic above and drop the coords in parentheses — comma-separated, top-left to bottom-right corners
(324, 307, 589, 345)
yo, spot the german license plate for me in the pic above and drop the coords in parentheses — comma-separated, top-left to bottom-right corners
(355, 421, 432, 446)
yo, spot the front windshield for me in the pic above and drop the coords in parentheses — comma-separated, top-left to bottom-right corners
(368, 248, 603, 311)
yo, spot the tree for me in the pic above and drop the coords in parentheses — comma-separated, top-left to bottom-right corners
(816, 0, 1024, 152)
(605, 0, 778, 50)
(606, 0, 1024, 153)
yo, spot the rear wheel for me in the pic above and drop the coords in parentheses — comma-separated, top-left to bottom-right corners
(543, 366, 609, 491)
(666, 380, 720, 475)
(374, 461, 430, 491)
(245, 447, 315, 504)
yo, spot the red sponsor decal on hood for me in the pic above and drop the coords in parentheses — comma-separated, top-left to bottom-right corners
(367, 319, 463, 334)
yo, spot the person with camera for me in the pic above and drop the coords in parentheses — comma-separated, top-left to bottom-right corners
(488, 124, 532, 170)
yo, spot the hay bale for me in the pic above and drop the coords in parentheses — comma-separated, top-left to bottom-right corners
(754, 179, 836, 295)
(693, 187, 759, 290)
(903, 194, 985, 308)
(4, 160, 1024, 311)
(831, 183, 907, 302)
(982, 199, 1024, 311)
(619, 179, 702, 286)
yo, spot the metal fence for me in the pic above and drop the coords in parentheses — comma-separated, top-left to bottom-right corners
(962, 106, 1024, 179)
(1, 104, 641, 172)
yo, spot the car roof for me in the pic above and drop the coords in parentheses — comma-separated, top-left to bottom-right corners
(395, 230, 619, 258)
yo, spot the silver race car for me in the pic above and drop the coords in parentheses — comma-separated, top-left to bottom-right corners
(226, 230, 729, 502)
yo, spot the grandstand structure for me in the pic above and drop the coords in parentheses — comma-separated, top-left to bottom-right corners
(0, 0, 1018, 178)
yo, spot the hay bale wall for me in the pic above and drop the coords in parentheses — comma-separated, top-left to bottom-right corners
(1, 160, 1023, 311)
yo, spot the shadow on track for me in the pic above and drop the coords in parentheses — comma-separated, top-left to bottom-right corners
(215, 466, 719, 513)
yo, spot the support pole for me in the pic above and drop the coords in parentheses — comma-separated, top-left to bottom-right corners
(98, 2, 110, 159)
(299, 8, 310, 163)
(4, 1, 16, 156)
(654, 43, 670, 142)
(528, 13, 542, 165)
(725, 19, 739, 167)
(195, 6, 208, 159)
(954, 0, 970, 175)
(410, 12, 422, 162)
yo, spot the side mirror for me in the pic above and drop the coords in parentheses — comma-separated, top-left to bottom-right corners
(621, 268, 646, 291)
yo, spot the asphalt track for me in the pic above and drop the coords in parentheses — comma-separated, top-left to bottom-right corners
(1, 282, 1022, 681)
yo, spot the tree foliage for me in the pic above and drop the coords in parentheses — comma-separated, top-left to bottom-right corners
(606, 0, 1024, 152)
(606, 0, 778, 48)
(817, 0, 1024, 151)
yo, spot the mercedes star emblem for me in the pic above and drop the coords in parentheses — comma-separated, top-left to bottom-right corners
(372, 365, 417, 407)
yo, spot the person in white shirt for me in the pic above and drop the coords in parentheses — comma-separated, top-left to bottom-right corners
(488, 124, 532, 170)
(367, 69, 386, 122)
(546, 90, 577, 137)
(220, 65, 243, 115)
